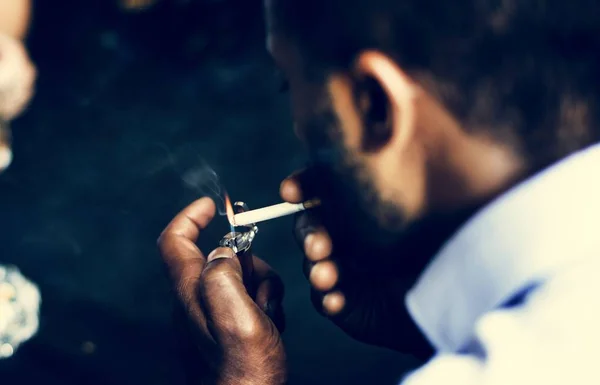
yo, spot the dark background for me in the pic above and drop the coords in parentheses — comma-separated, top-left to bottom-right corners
(0, 1, 419, 383)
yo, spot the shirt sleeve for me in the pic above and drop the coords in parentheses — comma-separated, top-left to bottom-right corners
(400, 259, 600, 385)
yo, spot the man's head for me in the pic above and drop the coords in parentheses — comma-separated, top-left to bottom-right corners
(267, 0, 600, 246)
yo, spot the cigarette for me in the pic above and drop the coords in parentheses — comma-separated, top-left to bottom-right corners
(232, 199, 321, 226)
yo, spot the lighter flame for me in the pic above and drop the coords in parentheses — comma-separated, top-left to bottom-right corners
(224, 193, 236, 227)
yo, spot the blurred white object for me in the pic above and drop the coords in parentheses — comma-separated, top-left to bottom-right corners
(0, 144, 12, 171)
(0, 33, 36, 121)
(0, 32, 37, 172)
(0, 265, 41, 359)
(0, 119, 12, 172)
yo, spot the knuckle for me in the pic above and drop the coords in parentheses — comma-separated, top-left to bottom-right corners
(156, 232, 166, 249)
(156, 231, 174, 257)
(157, 234, 178, 267)
(221, 314, 264, 342)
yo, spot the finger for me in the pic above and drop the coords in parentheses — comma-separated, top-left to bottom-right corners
(301, 237, 332, 282)
(280, 176, 303, 203)
(158, 197, 215, 296)
(200, 247, 270, 344)
(252, 256, 286, 333)
(293, 209, 324, 249)
(158, 198, 216, 340)
(322, 291, 346, 316)
(252, 256, 284, 312)
(308, 259, 339, 292)
(304, 230, 332, 262)
(280, 167, 322, 203)
(161, 197, 216, 238)
(303, 256, 339, 291)
(298, 222, 336, 290)
(310, 289, 346, 317)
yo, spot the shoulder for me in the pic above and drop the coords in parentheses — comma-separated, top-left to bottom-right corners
(490, 257, 600, 330)
(401, 259, 600, 385)
(469, 257, 600, 369)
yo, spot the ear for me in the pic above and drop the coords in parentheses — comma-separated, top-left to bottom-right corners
(352, 50, 419, 154)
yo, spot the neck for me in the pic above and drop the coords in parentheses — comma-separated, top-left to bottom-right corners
(427, 130, 526, 213)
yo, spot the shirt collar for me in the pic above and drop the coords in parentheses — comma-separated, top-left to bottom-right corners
(405, 143, 600, 352)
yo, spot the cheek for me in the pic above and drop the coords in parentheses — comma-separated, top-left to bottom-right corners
(288, 87, 306, 127)
(327, 76, 364, 151)
(364, 145, 427, 222)
(288, 85, 335, 146)
(289, 83, 321, 123)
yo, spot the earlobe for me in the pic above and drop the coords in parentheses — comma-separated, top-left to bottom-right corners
(354, 51, 419, 154)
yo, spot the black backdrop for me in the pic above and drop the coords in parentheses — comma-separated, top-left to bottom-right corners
(0, 1, 419, 383)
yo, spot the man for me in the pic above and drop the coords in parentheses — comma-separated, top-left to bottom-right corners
(158, 0, 600, 383)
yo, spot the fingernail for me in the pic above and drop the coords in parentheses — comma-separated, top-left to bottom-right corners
(207, 247, 235, 263)
(309, 260, 338, 292)
(323, 291, 346, 316)
(280, 179, 302, 202)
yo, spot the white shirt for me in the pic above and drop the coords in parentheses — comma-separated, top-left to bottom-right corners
(401, 143, 600, 385)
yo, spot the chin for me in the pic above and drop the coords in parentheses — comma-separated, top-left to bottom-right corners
(319, 159, 407, 246)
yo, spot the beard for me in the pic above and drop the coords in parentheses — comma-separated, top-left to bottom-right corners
(300, 105, 476, 277)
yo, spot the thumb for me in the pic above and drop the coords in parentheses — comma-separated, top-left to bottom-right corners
(199, 247, 272, 344)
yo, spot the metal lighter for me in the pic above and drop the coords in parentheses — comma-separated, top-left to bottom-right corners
(218, 201, 258, 295)
(0, 265, 41, 359)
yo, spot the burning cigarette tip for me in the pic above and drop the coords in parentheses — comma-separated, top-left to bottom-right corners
(303, 198, 321, 209)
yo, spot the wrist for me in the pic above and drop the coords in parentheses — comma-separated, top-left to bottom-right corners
(216, 370, 287, 385)
(216, 348, 288, 385)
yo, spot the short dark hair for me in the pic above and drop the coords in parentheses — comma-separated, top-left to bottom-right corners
(270, 0, 600, 170)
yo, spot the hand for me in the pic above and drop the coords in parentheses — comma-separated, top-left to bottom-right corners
(280, 169, 433, 359)
(158, 198, 287, 385)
